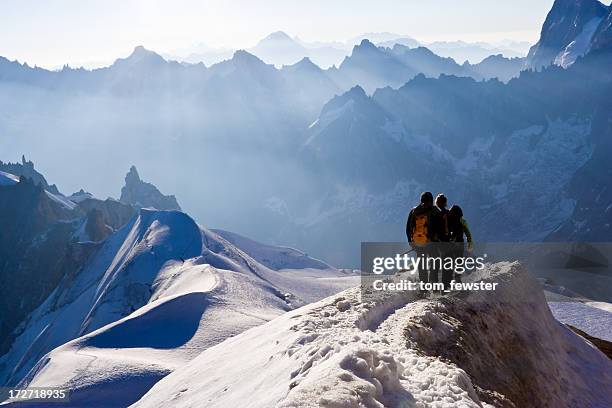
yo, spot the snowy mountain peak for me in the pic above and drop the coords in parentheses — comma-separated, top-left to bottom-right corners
(131, 262, 612, 408)
(0, 191, 356, 402)
(526, 0, 609, 68)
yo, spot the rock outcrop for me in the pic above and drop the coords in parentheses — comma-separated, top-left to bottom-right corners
(0, 179, 79, 354)
(119, 166, 181, 211)
(0, 155, 60, 194)
(526, 0, 610, 68)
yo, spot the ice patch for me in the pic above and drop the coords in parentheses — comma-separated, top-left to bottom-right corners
(554, 17, 604, 68)
(549, 301, 612, 341)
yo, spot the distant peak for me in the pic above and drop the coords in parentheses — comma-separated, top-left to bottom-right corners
(358, 39, 377, 48)
(264, 31, 294, 41)
(116, 45, 166, 65)
(126, 165, 141, 183)
(129, 45, 159, 58)
(295, 57, 317, 68)
(232, 50, 263, 65)
(352, 39, 379, 55)
(120, 166, 181, 211)
(346, 85, 367, 98)
(133, 45, 148, 54)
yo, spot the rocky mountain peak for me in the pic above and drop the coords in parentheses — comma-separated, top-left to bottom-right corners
(526, 0, 609, 68)
(120, 166, 181, 211)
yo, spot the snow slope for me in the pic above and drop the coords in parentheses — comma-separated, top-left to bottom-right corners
(554, 16, 605, 68)
(0, 171, 19, 186)
(212, 229, 333, 271)
(133, 262, 612, 408)
(0, 169, 78, 210)
(549, 301, 612, 341)
(1, 209, 357, 406)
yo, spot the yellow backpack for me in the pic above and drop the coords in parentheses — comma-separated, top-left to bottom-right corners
(412, 212, 429, 245)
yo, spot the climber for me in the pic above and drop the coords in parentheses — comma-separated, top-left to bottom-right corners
(406, 191, 443, 284)
(435, 193, 450, 242)
(447, 204, 473, 284)
(435, 193, 454, 290)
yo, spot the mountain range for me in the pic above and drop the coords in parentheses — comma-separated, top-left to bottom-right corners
(0, 164, 357, 406)
(164, 31, 530, 69)
(1, 1, 612, 405)
(0, 160, 610, 407)
(0, 0, 611, 267)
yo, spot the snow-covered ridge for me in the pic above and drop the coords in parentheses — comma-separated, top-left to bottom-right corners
(0, 171, 19, 186)
(212, 229, 333, 271)
(133, 262, 612, 408)
(1, 208, 357, 406)
(0, 169, 78, 210)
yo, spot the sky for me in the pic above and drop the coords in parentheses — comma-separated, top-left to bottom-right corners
(0, 0, 557, 68)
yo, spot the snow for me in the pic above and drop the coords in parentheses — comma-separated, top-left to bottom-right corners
(0, 170, 78, 209)
(132, 262, 612, 408)
(548, 301, 612, 341)
(480, 118, 592, 240)
(454, 135, 496, 176)
(45, 190, 77, 210)
(68, 191, 94, 203)
(1, 209, 357, 406)
(212, 229, 333, 271)
(587, 301, 612, 314)
(72, 219, 92, 243)
(0, 170, 19, 186)
(554, 17, 604, 68)
(305, 99, 355, 146)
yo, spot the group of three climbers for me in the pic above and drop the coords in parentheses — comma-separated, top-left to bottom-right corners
(406, 191, 473, 289)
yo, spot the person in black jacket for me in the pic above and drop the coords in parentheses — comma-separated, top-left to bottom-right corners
(435, 193, 450, 243)
(406, 192, 443, 283)
(435, 193, 454, 289)
(447, 204, 473, 283)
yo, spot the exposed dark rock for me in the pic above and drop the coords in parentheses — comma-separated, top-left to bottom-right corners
(0, 179, 78, 354)
(568, 324, 612, 359)
(76, 197, 136, 230)
(120, 166, 181, 211)
(84, 208, 114, 242)
(0, 155, 60, 194)
(526, 0, 610, 68)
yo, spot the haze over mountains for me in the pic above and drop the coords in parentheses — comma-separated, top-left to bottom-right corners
(1, 1, 612, 406)
(2, 163, 610, 406)
(163, 30, 530, 68)
(1, 0, 611, 268)
(0, 162, 358, 406)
